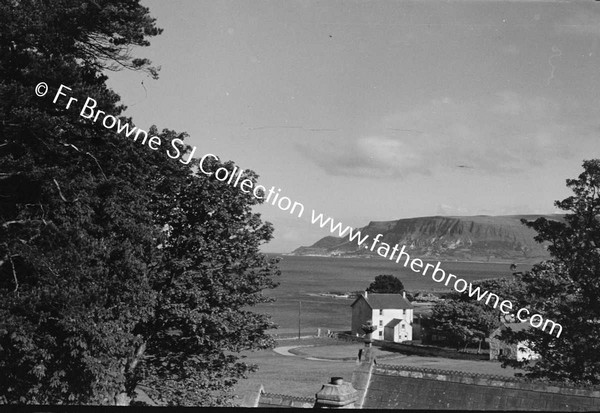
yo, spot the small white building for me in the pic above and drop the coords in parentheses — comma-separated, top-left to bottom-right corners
(351, 292, 414, 342)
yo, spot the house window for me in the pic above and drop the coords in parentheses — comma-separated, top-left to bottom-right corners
(379, 309, 383, 316)
(379, 320, 383, 327)
(378, 331, 383, 337)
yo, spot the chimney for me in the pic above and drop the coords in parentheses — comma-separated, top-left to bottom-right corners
(315, 377, 358, 408)
(403, 291, 406, 299)
(364, 290, 368, 299)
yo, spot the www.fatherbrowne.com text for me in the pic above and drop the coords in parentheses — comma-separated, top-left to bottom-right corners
(308, 211, 562, 338)
(37, 81, 562, 339)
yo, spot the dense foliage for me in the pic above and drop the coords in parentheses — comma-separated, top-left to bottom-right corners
(500, 159, 600, 385)
(366, 274, 404, 294)
(427, 279, 518, 350)
(0, 0, 279, 405)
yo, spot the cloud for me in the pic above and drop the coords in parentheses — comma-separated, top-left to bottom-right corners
(435, 203, 560, 217)
(296, 135, 430, 178)
(297, 91, 593, 178)
(501, 44, 520, 56)
(437, 203, 472, 216)
(557, 9, 600, 37)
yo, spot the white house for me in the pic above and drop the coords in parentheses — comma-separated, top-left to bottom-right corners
(351, 291, 414, 342)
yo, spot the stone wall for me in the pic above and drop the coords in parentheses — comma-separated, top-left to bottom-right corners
(489, 335, 518, 360)
(332, 331, 488, 360)
(374, 338, 489, 360)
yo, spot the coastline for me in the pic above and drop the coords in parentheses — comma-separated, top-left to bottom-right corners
(278, 253, 539, 266)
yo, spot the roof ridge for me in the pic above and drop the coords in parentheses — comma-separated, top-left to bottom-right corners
(374, 364, 600, 390)
(355, 293, 414, 309)
(261, 392, 314, 402)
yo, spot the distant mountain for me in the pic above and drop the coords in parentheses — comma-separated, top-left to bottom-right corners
(290, 215, 564, 262)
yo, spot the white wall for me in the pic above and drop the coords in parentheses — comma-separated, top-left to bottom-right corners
(371, 308, 413, 341)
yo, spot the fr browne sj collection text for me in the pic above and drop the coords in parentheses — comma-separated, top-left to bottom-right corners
(40, 83, 199, 164)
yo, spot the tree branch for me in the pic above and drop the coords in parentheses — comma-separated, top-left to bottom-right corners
(85, 152, 107, 180)
(62, 143, 107, 180)
(53, 178, 79, 203)
(9, 254, 18, 293)
(129, 341, 147, 372)
(2, 220, 28, 228)
(2, 219, 48, 228)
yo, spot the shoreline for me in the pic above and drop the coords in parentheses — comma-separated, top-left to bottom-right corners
(276, 253, 539, 266)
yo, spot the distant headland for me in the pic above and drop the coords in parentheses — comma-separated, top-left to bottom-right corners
(289, 214, 564, 263)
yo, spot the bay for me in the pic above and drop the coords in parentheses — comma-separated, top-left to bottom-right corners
(253, 255, 529, 335)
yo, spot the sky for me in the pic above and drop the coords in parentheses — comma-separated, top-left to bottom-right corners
(107, 0, 600, 253)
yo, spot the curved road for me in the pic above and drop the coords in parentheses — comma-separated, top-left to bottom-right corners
(273, 345, 350, 363)
(274, 344, 407, 363)
(273, 345, 313, 357)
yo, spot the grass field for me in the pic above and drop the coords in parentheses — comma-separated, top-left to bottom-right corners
(232, 340, 357, 403)
(231, 337, 524, 404)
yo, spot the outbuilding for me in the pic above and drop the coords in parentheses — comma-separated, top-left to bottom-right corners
(489, 322, 540, 361)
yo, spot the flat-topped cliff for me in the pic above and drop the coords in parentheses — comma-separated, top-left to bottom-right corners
(290, 215, 564, 262)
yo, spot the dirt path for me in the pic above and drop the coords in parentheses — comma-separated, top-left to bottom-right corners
(273, 345, 350, 363)
(273, 344, 406, 363)
(273, 345, 313, 357)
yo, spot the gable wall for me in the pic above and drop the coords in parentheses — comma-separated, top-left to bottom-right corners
(351, 298, 372, 335)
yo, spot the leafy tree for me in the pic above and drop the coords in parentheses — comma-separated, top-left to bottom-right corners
(0, 0, 279, 406)
(366, 274, 404, 294)
(500, 159, 600, 385)
(137, 150, 279, 406)
(0, 0, 162, 78)
(427, 277, 525, 350)
(473, 277, 528, 322)
(429, 294, 501, 351)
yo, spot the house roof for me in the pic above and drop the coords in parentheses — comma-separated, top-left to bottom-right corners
(503, 322, 531, 332)
(490, 322, 532, 338)
(350, 293, 413, 310)
(385, 318, 404, 328)
(244, 362, 600, 409)
(257, 392, 314, 408)
(361, 363, 600, 409)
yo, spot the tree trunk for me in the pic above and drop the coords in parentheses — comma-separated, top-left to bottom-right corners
(115, 392, 131, 406)
(114, 341, 147, 406)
